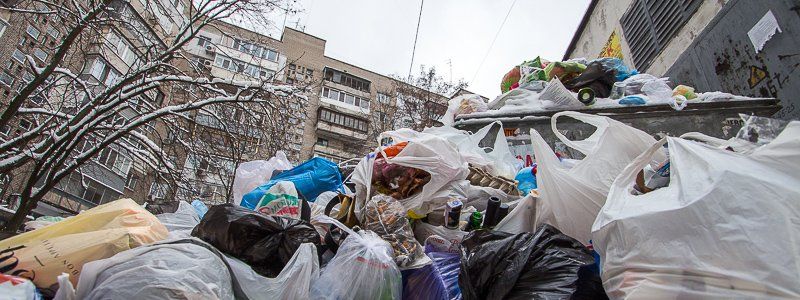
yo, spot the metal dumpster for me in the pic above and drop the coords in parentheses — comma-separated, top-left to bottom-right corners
(453, 99, 781, 161)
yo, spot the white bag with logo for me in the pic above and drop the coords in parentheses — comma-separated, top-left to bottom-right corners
(531, 111, 663, 244)
(592, 122, 800, 299)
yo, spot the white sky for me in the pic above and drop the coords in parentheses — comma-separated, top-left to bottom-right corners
(259, 0, 591, 98)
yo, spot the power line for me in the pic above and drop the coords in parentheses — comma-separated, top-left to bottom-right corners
(408, 0, 425, 79)
(470, 0, 517, 84)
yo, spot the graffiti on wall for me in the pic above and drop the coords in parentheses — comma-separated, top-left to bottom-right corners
(598, 30, 624, 59)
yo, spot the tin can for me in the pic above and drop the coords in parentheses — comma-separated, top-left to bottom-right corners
(610, 82, 626, 99)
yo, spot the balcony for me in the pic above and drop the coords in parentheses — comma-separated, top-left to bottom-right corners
(316, 120, 367, 141)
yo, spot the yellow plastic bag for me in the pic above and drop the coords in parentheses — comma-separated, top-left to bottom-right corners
(0, 198, 167, 291)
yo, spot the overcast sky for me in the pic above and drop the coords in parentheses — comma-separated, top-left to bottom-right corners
(259, 0, 591, 98)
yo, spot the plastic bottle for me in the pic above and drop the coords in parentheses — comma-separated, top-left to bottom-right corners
(466, 211, 483, 231)
(483, 197, 501, 228)
(497, 203, 510, 224)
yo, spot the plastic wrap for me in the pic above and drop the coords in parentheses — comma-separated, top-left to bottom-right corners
(364, 195, 429, 269)
(242, 157, 344, 207)
(458, 225, 605, 299)
(191, 204, 321, 277)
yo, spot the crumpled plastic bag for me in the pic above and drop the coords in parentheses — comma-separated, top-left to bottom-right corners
(364, 195, 430, 269)
(191, 204, 321, 277)
(156, 200, 200, 233)
(440, 94, 488, 126)
(592, 57, 637, 81)
(458, 225, 606, 300)
(56, 238, 320, 300)
(233, 151, 293, 206)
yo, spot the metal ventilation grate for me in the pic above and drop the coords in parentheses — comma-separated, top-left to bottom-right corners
(620, 0, 702, 71)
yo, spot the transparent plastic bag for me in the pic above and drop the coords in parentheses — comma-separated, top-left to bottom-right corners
(736, 114, 790, 146)
(311, 216, 402, 300)
(364, 195, 429, 269)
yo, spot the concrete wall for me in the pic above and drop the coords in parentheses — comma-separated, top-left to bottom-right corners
(568, 0, 725, 75)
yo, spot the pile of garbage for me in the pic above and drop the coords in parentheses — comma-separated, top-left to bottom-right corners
(444, 57, 771, 125)
(1, 110, 799, 298)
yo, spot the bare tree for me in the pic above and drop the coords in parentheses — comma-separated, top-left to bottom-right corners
(391, 65, 467, 131)
(0, 0, 303, 232)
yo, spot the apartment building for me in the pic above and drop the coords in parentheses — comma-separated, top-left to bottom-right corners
(0, 0, 185, 215)
(0, 1, 448, 215)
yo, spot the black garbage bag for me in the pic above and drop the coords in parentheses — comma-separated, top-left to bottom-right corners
(565, 61, 616, 98)
(458, 224, 607, 300)
(191, 204, 321, 277)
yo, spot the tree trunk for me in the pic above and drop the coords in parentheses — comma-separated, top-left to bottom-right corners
(2, 192, 37, 235)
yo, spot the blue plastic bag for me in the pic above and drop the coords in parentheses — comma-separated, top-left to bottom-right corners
(619, 95, 647, 105)
(515, 165, 537, 195)
(592, 57, 638, 82)
(401, 250, 462, 300)
(191, 199, 209, 219)
(241, 157, 343, 209)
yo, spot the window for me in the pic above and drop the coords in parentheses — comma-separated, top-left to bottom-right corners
(112, 154, 132, 177)
(18, 119, 32, 131)
(106, 31, 136, 66)
(233, 38, 279, 61)
(0, 71, 14, 87)
(264, 49, 278, 62)
(18, 37, 26, 46)
(22, 72, 34, 84)
(620, 0, 702, 70)
(377, 93, 390, 104)
(125, 173, 138, 190)
(89, 58, 107, 80)
(11, 49, 25, 63)
(149, 182, 168, 199)
(25, 25, 40, 40)
(82, 180, 104, 204)
(197, 35, 211, 47)
(33, 48, 47, 62)
(323, 68, 370, 92)
(319, 108, 368, 133)
(46, 25, 59, 39)
(0, 20, 7, 38)
(316, 138, 328, 147)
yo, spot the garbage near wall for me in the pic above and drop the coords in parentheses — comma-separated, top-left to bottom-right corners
(2, 100, 798, 299)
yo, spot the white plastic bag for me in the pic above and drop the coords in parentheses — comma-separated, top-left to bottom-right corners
(66, 238, 320, 300)
(424, 121, 519, 179)
(351, 129, 469, 217)
(592, 122, 800, 299)
(311, 216, 402, 300)
(531, 111, 663, 244)
(155, 201, 200, 232)
(232, 151, 293, 205)
(440, 94, 487, 126)
(494, 193, 536, 234)
(413, 222, 468, 253)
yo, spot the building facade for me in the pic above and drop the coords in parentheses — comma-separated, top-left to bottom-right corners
(564, 0, 800, 120)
